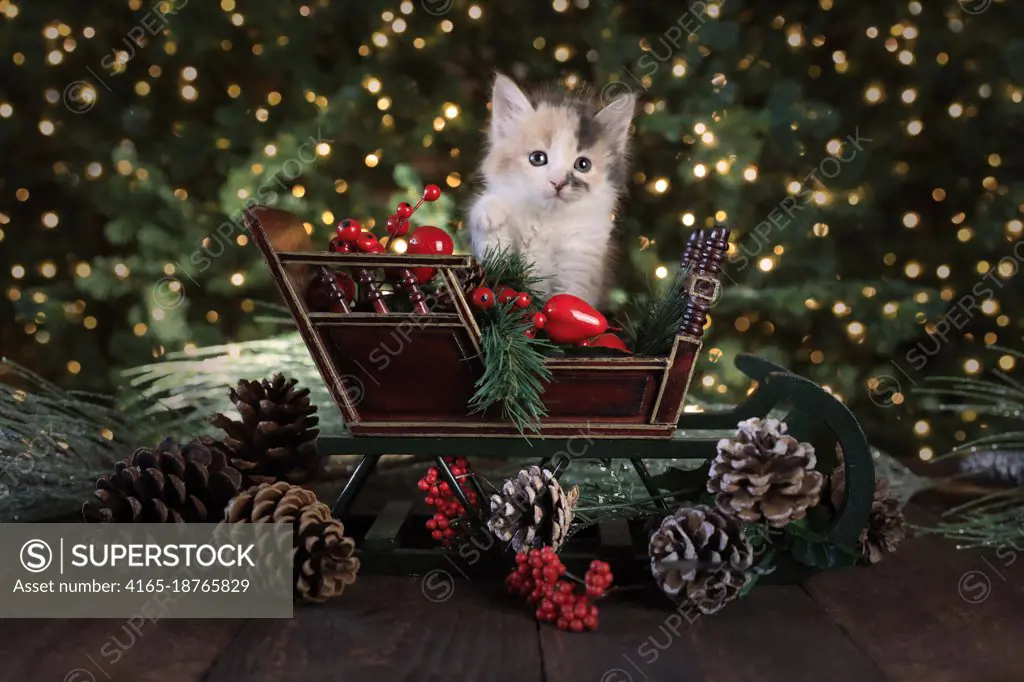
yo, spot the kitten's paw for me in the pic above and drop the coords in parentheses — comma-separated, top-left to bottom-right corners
(473, 195, 511, 233)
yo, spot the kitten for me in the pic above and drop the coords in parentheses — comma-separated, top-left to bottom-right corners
(468, 74, 636, 306)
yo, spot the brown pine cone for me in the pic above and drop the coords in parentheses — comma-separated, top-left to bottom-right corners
(83, 437, 243, 523)
(487, 465, 579, 552)
(708, 417, 824, 527)
(830, 461, 905, 565)
(211, 374, 320, 487)
(434, 261, 485, 311)
(226, 482, 360, 603)
(649, 504, 754, 614)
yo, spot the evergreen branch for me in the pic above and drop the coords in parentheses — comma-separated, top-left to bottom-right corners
(479, 244, 547, 301)
(622, 262, 692, 356)
(468, 300, 561, 435)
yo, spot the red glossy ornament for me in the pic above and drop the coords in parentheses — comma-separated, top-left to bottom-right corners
(336, 219, 362, 242)
(497, 287, 518, 305)
(355, 232, 381, 252)
(423, 184, 442, 202)
(525, 327, 537, 339)
(542, 294, 609, 345)
(577, 339, 591, 347)
(515, 292, 532, 309)
(405, 225, 455, 284)
(589, 332, 630, 352)
(396, 202, 414, 218)
(532, 312, 547, 329)
(470, 286, 495, 309)
(368, 242, 386, 254)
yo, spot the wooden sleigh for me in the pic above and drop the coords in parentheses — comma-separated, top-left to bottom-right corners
(245, 205, 876, 582)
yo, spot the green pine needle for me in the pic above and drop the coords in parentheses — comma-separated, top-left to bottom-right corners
(622, 262, 693, 356)
(479, 244, 547, 301)
(469, 299, 561, 435)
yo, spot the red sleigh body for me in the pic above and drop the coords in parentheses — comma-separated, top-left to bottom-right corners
(244, 206, 726, 439)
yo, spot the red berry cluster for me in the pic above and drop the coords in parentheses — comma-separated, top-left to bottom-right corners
(417, 457, 480, 547)
(329, 184, 442, 254)
(469, 286, 548, 339)
(505, 548, 613, 633)
(584, 560, 613, 597)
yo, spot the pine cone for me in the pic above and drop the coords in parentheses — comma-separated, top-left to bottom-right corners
(211, 374, 320, 487)
(487, 465, 579, 552)
(649, 504, 754, 615)
(830, 465, 905, 565)
(83, 437, 242, 523)
(708, 417, 824, 528)
(226, 482, 360, 603)
(434, 262, 485, 311)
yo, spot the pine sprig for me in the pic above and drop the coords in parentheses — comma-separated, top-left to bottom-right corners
(469, 300, 561, 434)
(479, 245, 547, 301)
(622, 262, 693, 356)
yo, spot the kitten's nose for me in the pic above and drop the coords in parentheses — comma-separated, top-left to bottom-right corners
(549, 178, 568, 193)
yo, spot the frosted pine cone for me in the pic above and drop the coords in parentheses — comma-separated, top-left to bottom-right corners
(708, 417, 824, 528)
(487, 465, 579, 552)
(649, 504, 754, 614)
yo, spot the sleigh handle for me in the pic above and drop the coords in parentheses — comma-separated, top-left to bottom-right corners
(679, 224, 730, 341)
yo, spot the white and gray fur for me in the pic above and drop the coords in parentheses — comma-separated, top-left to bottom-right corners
(468, 74, 636, 306)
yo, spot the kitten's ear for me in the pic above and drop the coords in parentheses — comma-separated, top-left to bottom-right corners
(595, 92, 637, 150)
(490, 73, 533, 140)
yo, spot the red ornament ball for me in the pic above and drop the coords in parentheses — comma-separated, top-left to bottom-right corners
(515, 292, 532, 309)
(470, 286, 495, 310)
(423, 184, 442, 202)
(396, 202, 414, 219)
(385, 214, 409, 237)
(532, 312, 547, 329)
(405, 226, 455, 284)
(336, 219, 361, 242)
(525, 327, 537, 339)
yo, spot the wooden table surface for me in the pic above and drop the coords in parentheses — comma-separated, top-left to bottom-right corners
(2, 523, 1022, 682)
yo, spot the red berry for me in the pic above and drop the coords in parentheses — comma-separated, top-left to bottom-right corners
(439, 482, 451, 493)
(436, 517, 449, 530)
(423, 184, 442, 202)
(431, 530, 443, 540)
(424, 496, 434, 505)
(525, 327, 537, 339)
(497, 287, 517, 304)
(532, 312, 547, 329)
(443, 528, 455, 539)
(417, 479, 430, 491)
(355, 232, 380, 252)
(515, 292, 532, 309)
(570, 619, 584, 633)
(583, 615, 598, 630)
(425, 519, 437, 530)
(336, 219, 361, 241)
(556, 618, 569, 631)
(574, 601, 589, 618)
(396, 202, 414, 219)
(470, 286, 495, 310)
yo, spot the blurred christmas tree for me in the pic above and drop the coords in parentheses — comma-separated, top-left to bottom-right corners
(1, 0, 1021, 462)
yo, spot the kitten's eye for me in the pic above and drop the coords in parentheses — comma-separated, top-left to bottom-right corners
(528, 151, 548, 166)
(574, 157, 592, 173)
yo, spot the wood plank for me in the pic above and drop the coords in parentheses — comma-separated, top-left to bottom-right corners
(0, 619, 242, 682)
(541, 586, 881, 682)
(204, 575, 541, 682)
(804, 530, 1024, 682)
(540, 589, 704, 682)
(687, 586, 885, 682)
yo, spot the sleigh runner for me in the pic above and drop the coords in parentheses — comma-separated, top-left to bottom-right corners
(245, 204, 875, 581)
